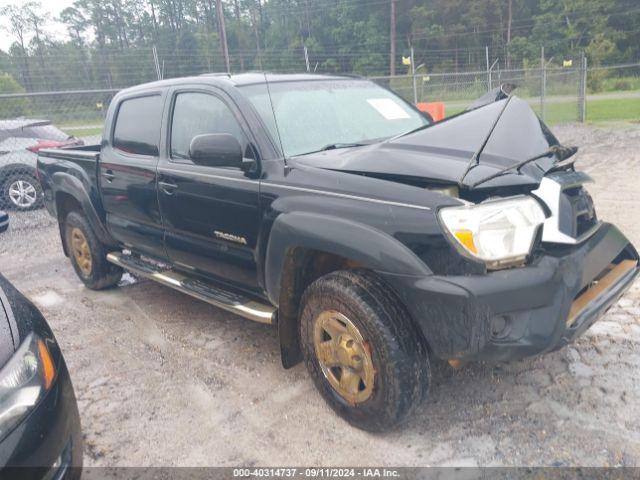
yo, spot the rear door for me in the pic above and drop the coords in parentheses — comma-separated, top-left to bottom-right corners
(157, 86, 261, 292)
(100, 91, 167, 259)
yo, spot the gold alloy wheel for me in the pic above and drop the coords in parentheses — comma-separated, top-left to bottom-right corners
(313, 310, 375, 404)
(70, 227, 92, 276)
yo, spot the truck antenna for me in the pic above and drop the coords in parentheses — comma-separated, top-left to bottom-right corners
(264, 73, 288, 166)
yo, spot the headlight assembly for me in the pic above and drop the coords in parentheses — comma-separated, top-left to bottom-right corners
(0, 333, 56, 440)
(438, 196, 546, 269)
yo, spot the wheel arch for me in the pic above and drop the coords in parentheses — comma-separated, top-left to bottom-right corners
(52, 172, 117, 254)
(264, 212, 431, 368)
(0, 163, 38, 181)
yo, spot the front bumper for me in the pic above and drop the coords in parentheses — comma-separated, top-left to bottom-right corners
(0, 358, 82, 479)
(382, 223, 639, 362)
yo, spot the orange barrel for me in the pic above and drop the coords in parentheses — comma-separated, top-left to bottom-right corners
(416, 102, 445, 122)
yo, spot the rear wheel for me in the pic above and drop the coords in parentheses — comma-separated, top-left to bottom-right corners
(299, 269, 430, 431)
(64, 211, 122, 290)
(2, 173, 43, 210)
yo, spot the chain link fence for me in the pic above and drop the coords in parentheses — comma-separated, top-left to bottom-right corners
(0, 90, 111, 250)
(371, 65, 586, 123)
(373, 62, 640, 124)
(0, 62, 638, 249)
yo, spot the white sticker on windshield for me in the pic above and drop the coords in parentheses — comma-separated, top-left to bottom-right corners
(367, 98, 411, 120)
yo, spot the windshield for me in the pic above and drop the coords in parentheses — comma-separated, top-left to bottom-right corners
(241, 79, 428, 157)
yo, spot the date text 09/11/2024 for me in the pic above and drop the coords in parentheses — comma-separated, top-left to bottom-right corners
(232, 468, 401, 478)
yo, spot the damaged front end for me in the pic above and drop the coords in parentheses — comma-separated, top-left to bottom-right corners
(365, 87, 639, 362)
(383, 222, 639, 363)
(291, 84, 639, 362)
(302, 86, 606, 268)
(294, 84, 579, 202)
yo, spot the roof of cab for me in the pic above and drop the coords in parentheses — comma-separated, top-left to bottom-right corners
(117, 72, 366, 95)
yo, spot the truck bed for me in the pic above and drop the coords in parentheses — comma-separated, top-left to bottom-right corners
(38, 144, 101, 162)
(37, 143, 103, 221)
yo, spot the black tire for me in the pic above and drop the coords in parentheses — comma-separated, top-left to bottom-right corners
(299, 269, 430, 431)
(64, 211, 122, 290)
(2, 172, 43, 210)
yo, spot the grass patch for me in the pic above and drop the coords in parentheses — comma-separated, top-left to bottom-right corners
(537, 102, 578, 125)
(544, 96, 640, 124)
(586, 97, 640, 123)
(441, 96, 640, 125)
(62, 126, 103, 138)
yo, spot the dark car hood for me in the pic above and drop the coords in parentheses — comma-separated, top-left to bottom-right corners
(0, 274, 61, 370)
(292, 96, 564, 190)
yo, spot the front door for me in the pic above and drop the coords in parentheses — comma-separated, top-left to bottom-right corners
(157, 88, 261, 292)
(100, 92, 166, 259)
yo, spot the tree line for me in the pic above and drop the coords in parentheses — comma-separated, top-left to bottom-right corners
(0, 0, 639, 93)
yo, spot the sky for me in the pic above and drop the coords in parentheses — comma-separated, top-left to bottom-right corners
(0, 0, 75, 52)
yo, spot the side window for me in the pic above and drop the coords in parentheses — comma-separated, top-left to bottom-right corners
(170, 92, 245, 161)
(113, 95, 162, 156)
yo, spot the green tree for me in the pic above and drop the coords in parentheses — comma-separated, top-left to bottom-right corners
(0, 73, 31, 117)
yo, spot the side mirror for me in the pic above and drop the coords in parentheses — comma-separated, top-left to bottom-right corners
(189, 133, 243, 169)
(0, 211, 8, 234)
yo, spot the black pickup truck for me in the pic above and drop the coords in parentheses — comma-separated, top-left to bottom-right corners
(37, 73, 638, 431)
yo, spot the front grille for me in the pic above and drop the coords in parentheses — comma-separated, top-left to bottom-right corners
(561, 185, 598, 238)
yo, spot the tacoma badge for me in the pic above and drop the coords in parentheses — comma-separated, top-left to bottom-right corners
(214, 230, 248, 245)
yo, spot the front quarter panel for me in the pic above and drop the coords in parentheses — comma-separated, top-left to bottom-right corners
(259, 161, 461, 303)
(264, 210, 432, 304)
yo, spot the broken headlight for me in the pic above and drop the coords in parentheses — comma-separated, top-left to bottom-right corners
(438, 196, 546, 269)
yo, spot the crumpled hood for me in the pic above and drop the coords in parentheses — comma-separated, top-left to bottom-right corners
(292, 96, 563, 190)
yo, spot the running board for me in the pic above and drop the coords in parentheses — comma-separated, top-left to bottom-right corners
(106, 252, 276, 325)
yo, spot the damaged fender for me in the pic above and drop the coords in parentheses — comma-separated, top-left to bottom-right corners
(264, 211, 432, 367)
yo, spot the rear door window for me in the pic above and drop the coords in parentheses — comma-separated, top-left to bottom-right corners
(113, 95, 162, 156)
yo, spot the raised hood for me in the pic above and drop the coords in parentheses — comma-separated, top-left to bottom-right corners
(292, 96, 567, 190)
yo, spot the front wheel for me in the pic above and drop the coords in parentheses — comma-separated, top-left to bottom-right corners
(64, 211, 122, 290)
(299, 269, 430, 431)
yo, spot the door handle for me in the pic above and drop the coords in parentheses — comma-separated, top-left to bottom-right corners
(158, 180, 178, 195)
(102, 169, 115, 182)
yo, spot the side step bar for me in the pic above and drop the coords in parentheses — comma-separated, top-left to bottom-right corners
(106, 252, 276, 325)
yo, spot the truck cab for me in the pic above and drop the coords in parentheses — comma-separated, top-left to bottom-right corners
(37, 73, 639, 431)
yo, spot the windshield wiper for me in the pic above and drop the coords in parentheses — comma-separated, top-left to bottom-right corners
(468, 145, 578, 189)
(320, 142, 369, 151)
(459, 96, 513, 186)
(294, 142, 370, 157)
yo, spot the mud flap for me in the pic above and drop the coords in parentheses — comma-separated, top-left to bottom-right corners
(278, 311, 303, 368)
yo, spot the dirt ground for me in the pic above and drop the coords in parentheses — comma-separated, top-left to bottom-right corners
(1, 123, 639, 467)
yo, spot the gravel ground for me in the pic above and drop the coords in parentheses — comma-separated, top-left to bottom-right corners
(0, 123, 639, 467)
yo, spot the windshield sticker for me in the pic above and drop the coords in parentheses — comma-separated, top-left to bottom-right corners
(367, 98, 411, 120)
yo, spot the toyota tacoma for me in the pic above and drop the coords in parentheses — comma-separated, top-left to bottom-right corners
(36, 73, 639, 431)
